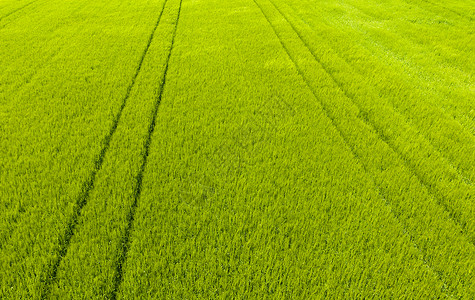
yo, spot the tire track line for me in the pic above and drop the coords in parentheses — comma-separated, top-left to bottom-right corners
(418, 0, 472, 21)
(327, 0, 475, 140)
(267, 0, 474, 243)
(39, 0, 169, 297)
(0, 0, 40, 22)
(251, 0, 456, 296)
(286, 0, 475, 186)
(0, 0, 126, 253)
(109, 0, 183, 298)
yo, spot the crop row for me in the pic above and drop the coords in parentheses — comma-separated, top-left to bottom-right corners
(252, 0, 474, 296)
(0, 0, 41, 23)
(113, 0, 471, 298)
(268, 0, 475, 238)
(0, 0, 173, 297)
(0, 0, 473, 298)
(48, 0, 183, 297)
(283, 0, 475, 181)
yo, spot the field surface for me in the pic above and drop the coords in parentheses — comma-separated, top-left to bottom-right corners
(0, 0, 474, 298)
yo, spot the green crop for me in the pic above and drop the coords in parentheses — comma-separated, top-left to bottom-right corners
(0, 0, 473, 298)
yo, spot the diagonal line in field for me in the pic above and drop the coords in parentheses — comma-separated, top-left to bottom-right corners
(38, 0, 170, 298)
(418, 0, 472, 21)
(109, 0, 183, 298)
(0, 0, 40, 22)
(266, 0, 474, 243)
(251, 0, 454, 296)
(291, 0, 475, 181)
(300, 0, 475, 143)
(348, 1, 475, 143)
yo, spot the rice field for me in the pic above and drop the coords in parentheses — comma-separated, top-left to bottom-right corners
(0, 0, 474, 298)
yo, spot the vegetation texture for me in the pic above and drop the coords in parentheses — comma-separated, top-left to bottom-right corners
(0, 0, 473, 298)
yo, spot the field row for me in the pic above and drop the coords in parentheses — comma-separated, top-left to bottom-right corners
(1, 0, 182, 297)
(0, 0, 473, 298)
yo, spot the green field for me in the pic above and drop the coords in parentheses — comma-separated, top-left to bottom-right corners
(0, 0, 474, 298)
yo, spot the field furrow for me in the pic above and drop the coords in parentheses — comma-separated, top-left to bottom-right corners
(274, 0, 475, 184)
(0, 0, 171, 297)
(334, 0, 475, 135)
(412, 0, 475, 20)
(267, 0, 475, 236)
(47, 0, 183, 298)
(0, 0, 163, 242)
(111, 3, 183, 297)
(42, 0, 172, 297)
(0, 0, 473, 298)
(279, 0, 475, 147)
(115, 0, 465, 298)
(0, 0, 41, 22)
(255, 0, 474, 296)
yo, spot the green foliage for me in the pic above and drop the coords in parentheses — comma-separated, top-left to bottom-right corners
(0, 0, 473, 298)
